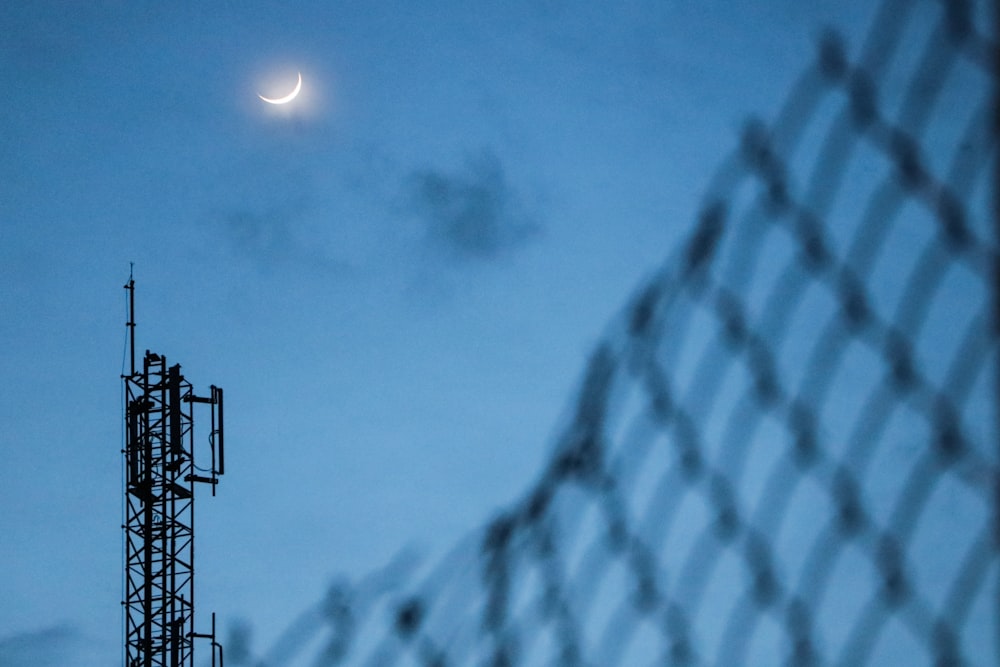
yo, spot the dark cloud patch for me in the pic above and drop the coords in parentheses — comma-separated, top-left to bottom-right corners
(198, 149, 352, 275)
(213, 203, 347, 275)
(224, 207, 298, 261)
(0, 624, 103, 667)
(407, 150, 539, 262)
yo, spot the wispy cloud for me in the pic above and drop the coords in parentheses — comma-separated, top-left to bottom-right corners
(0, 624, 110, 667)
(212, 201, 347, 275)
(223, 205, 302, 264)
(405, 149, 539, 262)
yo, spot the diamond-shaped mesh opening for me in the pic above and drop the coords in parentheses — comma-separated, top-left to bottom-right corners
(239, 0, 997, 664)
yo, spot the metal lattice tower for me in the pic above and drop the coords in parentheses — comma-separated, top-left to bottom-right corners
(122, 277, 225, 667)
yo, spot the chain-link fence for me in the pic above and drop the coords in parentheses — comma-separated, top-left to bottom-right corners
(238, 0, 998, 664)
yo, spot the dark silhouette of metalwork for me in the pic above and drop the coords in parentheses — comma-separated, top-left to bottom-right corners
(122, 276, 226, 667)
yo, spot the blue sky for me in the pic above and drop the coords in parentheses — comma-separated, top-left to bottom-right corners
(3, 1, 993, 665)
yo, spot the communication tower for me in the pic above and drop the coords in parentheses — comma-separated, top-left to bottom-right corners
(122, 275, 226, 667)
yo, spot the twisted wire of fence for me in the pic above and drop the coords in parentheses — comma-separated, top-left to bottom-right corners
(244, 0, 998, 664)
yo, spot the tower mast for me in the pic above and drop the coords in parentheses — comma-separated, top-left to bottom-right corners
(122, 276, 226, 667)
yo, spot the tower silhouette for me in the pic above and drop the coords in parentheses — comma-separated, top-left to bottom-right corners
(122, 276, 226, 667)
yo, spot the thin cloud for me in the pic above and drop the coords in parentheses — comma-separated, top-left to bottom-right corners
(0, 624, 108, 667)
(406, 149, 539, 262)
(214, 203, 348, 274)
(224, 207, 298, 262)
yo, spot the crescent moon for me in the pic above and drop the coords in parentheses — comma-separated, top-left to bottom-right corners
(258, 72, 302, 105)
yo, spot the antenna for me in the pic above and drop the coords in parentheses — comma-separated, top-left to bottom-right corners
(122, 272, 227, 667)
(124, 262, 135, 376)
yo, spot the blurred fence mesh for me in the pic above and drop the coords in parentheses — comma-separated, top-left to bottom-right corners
(242, 0, 998, 664)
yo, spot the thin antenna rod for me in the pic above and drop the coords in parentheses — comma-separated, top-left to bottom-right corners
(124, 263, 135, 376)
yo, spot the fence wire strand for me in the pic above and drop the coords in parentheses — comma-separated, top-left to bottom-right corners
(239, 1, 999, 664)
